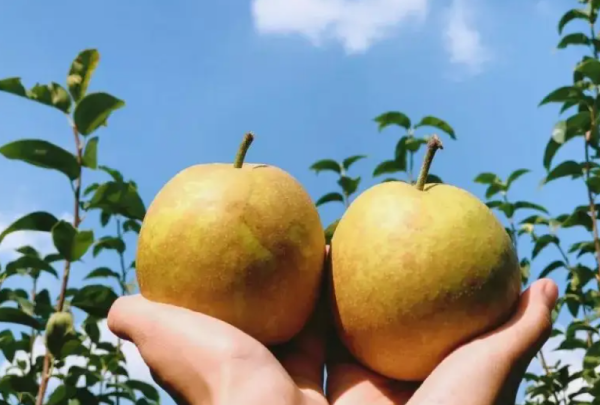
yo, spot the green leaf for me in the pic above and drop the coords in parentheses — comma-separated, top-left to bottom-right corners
(404, 137, 427, 153)
(83, 183, 100, 197)
(92, 236, 125, 257)
(561, 210, 593, 231)
(67, 49, 100, 103)
(44, 253, 63, 263)
(34, 290, 53, 319)
(557, 33, 591, 49)
(513, 201, 549, 214)
(566, 320, 598, 339)
(539, 86, 584, 106)
(337, 176, 360, 196)
(15, 245, 40, 257)
(0, 330, 17, 363)
(474, 172, 499, 184)
(543, 160, 583, 184)
(85, 267, 121, 281)
(558, 9, 590, 34)
(51, 221, 94, 261)
(88, 181, 146, 220)
(486, 200, 503, 209)
(310, 159, 341, 175)
(543, 139, 562, 171)
(374, 111, 411, 131)
(5, 255, 58, 279)
(373, 160, 404, 177)
(568, 241, 595, 257)
(544, 116, 588, 170)
(74, 92, 125, 136)
(587, 176, 600, 193)
(584, 341, 600, 370)
(122, 219, 141, 234)
(539, 260, 566, 278)
(70, 285, 118, 318)
(342, 155, 366, 171)
(532, 235, 559, 259)
(506, 169, 530, 189)
(82, 137, 99, 169)
(83, 316, 101, 343)
(99, 165, 124, 182)
(394, 137, 408, 168)
(0, 139, 80, 180)
(496, 203, 515, 219)
(414, 116, 456, 139)
(0, 211, 58, 244)
(125, 380, 160, 401)
(426, 174, 443, 184)
(575, 58, 600, 85)
(47, 384, 77, 405)
(315, 192, 345, 207)
(485, 184, 503, 199)
(100, 211, 111, 227)
(566, 111, 592, 135)
(0, 78, 71, 113)
(0, 307, 41, 329)
(324, 219, 340, 245)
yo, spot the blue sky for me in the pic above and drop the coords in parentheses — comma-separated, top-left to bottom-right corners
(0, 0, 593, 403)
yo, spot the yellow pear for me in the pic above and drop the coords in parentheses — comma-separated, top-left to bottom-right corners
(330, 135, 521, 381)
(136, 133, 326, 344)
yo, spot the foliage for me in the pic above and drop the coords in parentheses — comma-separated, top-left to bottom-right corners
(312, 111, 454, 244)
(3, 0, 600, 403)
(0, 49, 158, 405)
(310, 1, 600, 403)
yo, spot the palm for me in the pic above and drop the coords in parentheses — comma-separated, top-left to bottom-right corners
(326, 362, 416, 405)
(324, 279, 555, 405)
(108, 275, 556, 405)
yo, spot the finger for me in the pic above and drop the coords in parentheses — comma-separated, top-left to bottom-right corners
(467, 278, 558, 364)
(108, 295, 217, 402)
(409, 278, 558, 405)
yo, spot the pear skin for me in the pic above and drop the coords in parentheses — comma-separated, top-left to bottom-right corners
(136, 135, 326, 345)
(330, 137, 521, 381)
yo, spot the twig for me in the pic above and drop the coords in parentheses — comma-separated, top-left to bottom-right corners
(35, 123, 84, 405)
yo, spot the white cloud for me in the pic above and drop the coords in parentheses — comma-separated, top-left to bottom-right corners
(442, 0, 492, 75)
(251, 0, 429, 53)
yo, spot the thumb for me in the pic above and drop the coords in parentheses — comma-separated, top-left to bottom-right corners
(107, 294, 157, 346)
(477, 278, 558, 363)
(409, 278, 558, 405)
(107, 295, 228, 403)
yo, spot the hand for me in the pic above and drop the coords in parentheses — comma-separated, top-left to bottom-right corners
(108, 273, 557, 405)
(325, 278, 559, 405)
(107, 289, 329, 405)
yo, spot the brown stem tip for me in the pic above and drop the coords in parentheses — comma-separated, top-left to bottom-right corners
(415, 134, 444, 191)
(234, 132, 255, 168)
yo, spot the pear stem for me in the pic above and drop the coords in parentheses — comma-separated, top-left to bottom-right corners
(415, 134, 443, 191)
(233, 132, 255, 168)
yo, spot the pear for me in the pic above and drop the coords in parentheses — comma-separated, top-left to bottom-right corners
(329, 135, 521, 381)
(136, 133, 326, 344)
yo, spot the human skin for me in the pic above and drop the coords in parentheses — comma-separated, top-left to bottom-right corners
(107, 258, 558, 405)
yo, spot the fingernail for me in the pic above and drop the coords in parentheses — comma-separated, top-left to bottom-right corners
(541, 280, 559, 309)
